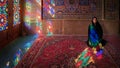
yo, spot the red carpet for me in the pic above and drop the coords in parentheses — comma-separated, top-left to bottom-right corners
(104, 36, 120, 67)
(15, 36, 119, 68)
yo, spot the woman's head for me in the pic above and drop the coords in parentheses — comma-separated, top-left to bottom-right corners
(92, 17, 98, 24)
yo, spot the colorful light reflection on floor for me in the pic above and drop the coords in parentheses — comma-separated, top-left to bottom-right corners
(75, 48, 95, 68)
(0, 34, 37, 68)
(75, 46, 104, 68)
(13, 42, 33, 66)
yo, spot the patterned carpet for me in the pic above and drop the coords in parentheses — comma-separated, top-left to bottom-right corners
(15, 36, 120, 68)
(104, 36, 120, 67)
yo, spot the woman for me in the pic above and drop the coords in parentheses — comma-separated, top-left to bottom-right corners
(87, 17, 106, 48)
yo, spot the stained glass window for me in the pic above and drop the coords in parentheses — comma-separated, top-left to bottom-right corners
(0, 0, 8, 31)
(13, 0, 20, 26)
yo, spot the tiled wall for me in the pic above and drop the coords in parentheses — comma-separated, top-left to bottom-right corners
(42, 19, 119, 36)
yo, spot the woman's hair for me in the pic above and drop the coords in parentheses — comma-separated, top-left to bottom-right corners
(91, 16, 99, 24)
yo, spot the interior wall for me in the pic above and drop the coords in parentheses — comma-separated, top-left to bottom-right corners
(42, 20, 119, 36)
(0, 0, 23, 50)
(21, 0, 120, 36)
(42, 0, 119, 36)
(0, 0, 119, 50)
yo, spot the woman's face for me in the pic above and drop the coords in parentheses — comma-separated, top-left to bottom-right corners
(93, 18, 97, 24)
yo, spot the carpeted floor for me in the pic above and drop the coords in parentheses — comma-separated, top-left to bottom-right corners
(15, 36, 120, 68)
(104, 36, 120, 67)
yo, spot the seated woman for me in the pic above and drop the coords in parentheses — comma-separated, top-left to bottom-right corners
(87, 17, 107, 52)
